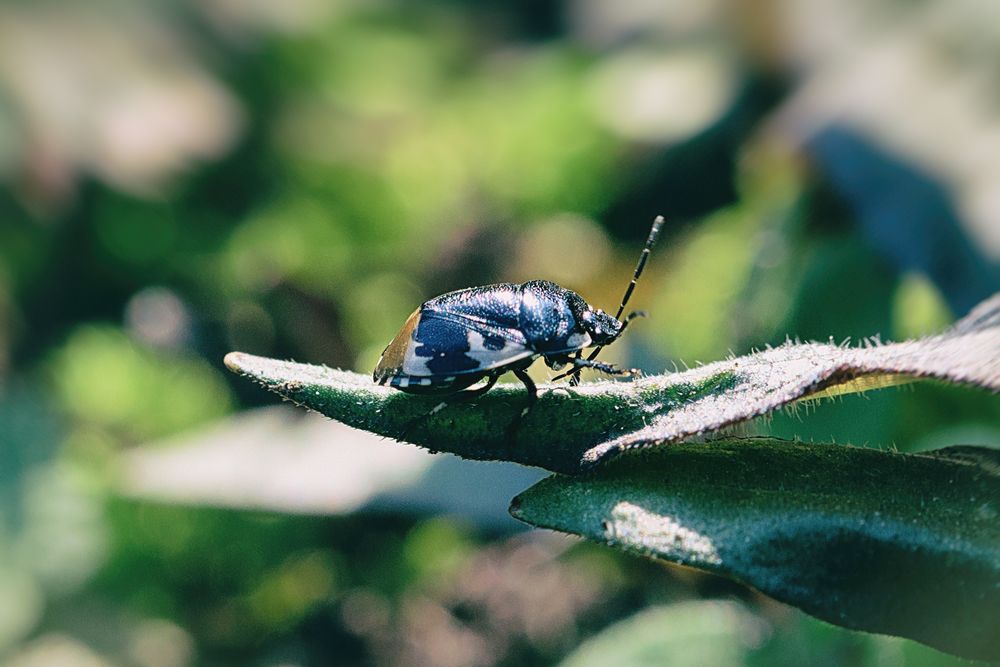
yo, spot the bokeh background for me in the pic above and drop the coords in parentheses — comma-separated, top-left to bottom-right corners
(1, 0, 998, 665)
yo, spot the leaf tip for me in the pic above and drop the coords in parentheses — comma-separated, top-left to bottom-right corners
(224, 351, 250, 375)
(508, 493, 524, 519)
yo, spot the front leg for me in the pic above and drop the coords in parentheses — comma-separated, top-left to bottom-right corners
(569, 357, 641, 378)
(567, 351, 583, 387)
(551, 354, 640, 383)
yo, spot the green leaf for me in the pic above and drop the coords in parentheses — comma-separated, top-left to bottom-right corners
(224, 293, 999, 473)
(509, 438, 1000, 661)
(559, 600, 769, 667)
(560, 599, 975, 667)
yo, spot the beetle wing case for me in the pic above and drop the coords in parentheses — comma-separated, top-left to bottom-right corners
(374, 297, 534, 393)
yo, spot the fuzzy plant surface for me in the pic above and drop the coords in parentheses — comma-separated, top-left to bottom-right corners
(225, 293, 999, 473)
(225, 292, 1000, 660)
(510, 438, 1000, 661)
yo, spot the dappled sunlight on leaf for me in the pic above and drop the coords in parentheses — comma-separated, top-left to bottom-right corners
(510, 438, 1000, 660)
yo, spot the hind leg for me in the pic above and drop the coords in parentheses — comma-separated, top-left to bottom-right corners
(398, 374, 499, 442)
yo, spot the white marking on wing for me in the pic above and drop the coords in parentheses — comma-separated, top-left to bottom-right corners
(397, 321, 533, 378)
(402, 352, 434, 376)
(466, 330, 533, 369)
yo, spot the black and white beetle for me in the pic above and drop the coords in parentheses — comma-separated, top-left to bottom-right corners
(374, 215, 664, 408)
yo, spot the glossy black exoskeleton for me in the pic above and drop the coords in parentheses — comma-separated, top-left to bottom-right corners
(374, 216, 664, 409)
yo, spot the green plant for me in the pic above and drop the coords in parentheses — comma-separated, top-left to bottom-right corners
(225, 293, 1000, 661)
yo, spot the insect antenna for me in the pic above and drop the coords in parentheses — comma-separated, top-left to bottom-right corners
(565, 215, 664, 385)
(611, 214, 665, 323)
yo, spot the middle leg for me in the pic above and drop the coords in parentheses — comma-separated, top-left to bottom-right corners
(506, 368, 538, 444)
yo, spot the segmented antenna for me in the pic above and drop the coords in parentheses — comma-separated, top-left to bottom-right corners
(612, 215, 664, 322)
(566, 215, 665, 385)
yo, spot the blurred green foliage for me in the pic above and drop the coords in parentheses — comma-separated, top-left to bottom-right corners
(0, 0, 996, 665)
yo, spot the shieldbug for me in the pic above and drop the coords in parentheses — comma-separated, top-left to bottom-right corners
(373, 216, 664, 412)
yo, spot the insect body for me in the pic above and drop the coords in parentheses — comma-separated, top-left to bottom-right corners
(373, 216, 664, 403)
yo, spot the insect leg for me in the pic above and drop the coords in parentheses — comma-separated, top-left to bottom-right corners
(398, 374, 499, 441)
(567, 351, 583, 387)
(558, 351, 638, 384)
(426, 373, 499, 415)
(506, 368, 538, 445)
(512, 368, 537, 415)
(565, 292, 652, 386)
(457, 374, 500, 400)
(569, 357, 640, 378)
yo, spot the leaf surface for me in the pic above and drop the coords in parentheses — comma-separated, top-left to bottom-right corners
(509, 438, 1000, 661)
(225, 293, 999, 472)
